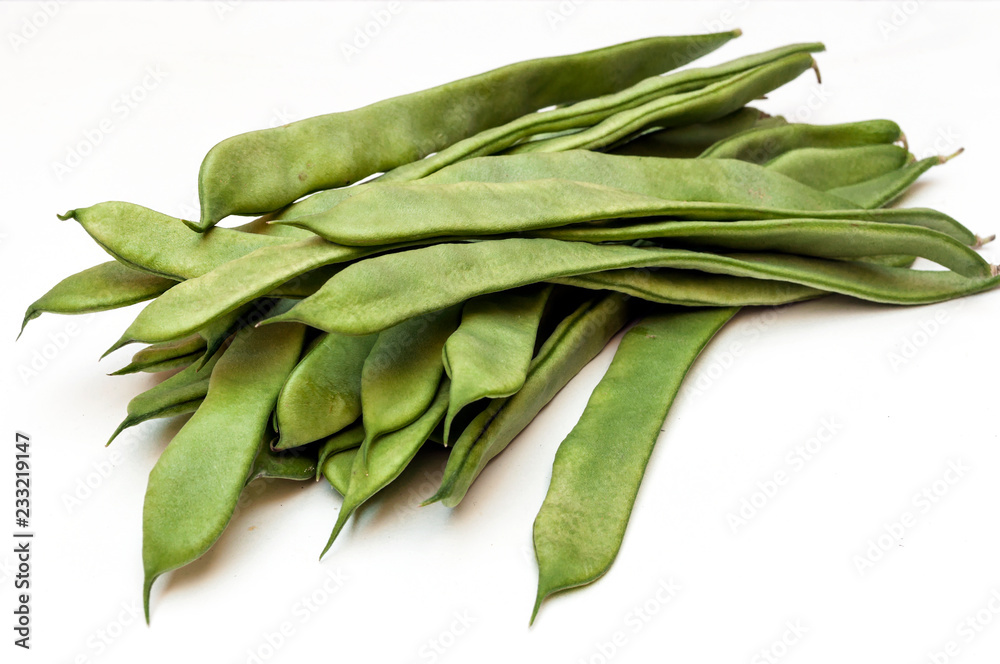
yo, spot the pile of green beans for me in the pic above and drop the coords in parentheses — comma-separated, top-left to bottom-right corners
(20, 33, 998, 625)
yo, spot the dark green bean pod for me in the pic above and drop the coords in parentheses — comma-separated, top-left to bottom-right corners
(699, 118, 903, 162)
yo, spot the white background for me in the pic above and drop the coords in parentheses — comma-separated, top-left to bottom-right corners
(3, 2, 1000, 663)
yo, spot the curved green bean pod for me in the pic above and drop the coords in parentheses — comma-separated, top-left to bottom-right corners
(359, 306, 461, 465)
(553, 269, 823, 305)
(506, 53, 818, 155)
(539, 205, 976, 245)
(608, 107, 782, 158)
(427, 294, 631, 508)
(531, 308, 737, 624)
(316, 423, 365, 481)
(195, 32, 741, 229)
(106, 352, 221, 446)
(322, 448, 358, 497)
(699, 119, 903, 162)
(829, 154, 952, 208)
(142, 319, 305, 622)
(110, 335, 207, 376)
(547, 218, 991, 278)
(246, 438, 317, 483)
(765, 144, 910, 191)
(443, 286, 552, 443)
(321, 380, 450, 556)
(60, 203, 285, 280)
(19, 261, 174, 338)
(106, 237, 385, 352)
(274, 332, 377, 451)
(269, 238, 999, 336)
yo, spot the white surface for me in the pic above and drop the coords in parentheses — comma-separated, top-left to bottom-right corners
(3, 2, 1000, 662)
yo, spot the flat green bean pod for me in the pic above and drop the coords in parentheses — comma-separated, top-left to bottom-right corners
(764, 144, 910, 191)
(19, 261, 174, 337)
(538, 205, 976, 245)
(427, 294, 631, 508)
(316, 423, 365, 480)
(110, 335, 207, 376)
(608, 107, 782, 158)
(246, 438, 317, 483)
(443, 286, 552, 443)
(269, 238, 999, 335)
(359, 306, 461, 465)
(543, 218, 991, 278)
(274, 332, 377, 450)
(142, 318, 305, 621)
(61, 203, 286, 280)
(106, 352, 222, 445)
(699, 118, 903, 162)
(321, 380, 450, 556)
(322, 448, 359, 497)
(507, 53, 819, 155)
(552, 269, 823, 305)
(106, 237, 386, 352)
(195, 32, 740, 228)
(531, 308, 737, 623)
(829, 153, 954, 208)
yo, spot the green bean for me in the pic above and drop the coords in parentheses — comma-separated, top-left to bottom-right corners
(269, 238, 999, 336)
(142, 318, 305, 621)
(61, 203, 286, 280)
(196, 300, 262, 369)
(374, 44, 822, 185)
(553, 269, 823, 305)
(539, 205, 976, 245)
(699, 119, 903, 162)
(235, 214, 315, 239)
(506, 53, 818, 155)
(277, 157, 859, 244)
(358, 306, 461, 465)
(321, 379, 450, 555)
(194, 32, 741, 229)
(765, 144, 910, 191)
(246, 438, 317, 483)
(106, 237, 385, 353)
(531, 307, 736, 624)
(426, 294, 631, 508)
(106, 352, 221, 446)
(829, 153, 955, 208)
(281, 176, 971, 249)
(316, 423, 365, 481)
(109, 335, 207, 376)
(443, 286, 552, 442)
(274, 332, 377, 450)
(19, 261, 174, 338)
(322, 448, 358, 497)
(544, 218, 991, 278)
(608, 107, 783, 158)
